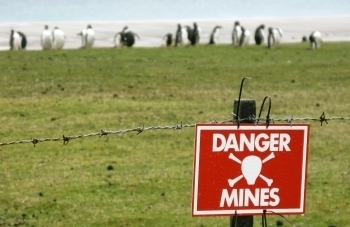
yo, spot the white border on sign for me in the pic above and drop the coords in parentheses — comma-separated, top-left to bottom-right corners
(192, 124, 309, 216)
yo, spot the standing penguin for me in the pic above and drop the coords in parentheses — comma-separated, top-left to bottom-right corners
(17, 31, 27, 49)
(254, 24, 265, 45)
(9, 30, 22, 50)
(232, 21, 242, 46)
(268, 27, 283, 48)
(174, 24, 187, 47)
(41, 25, 52, 50)
(52, 27, 65, 50)
(239, 26, 250, 47)
(162, 33, 173, 47)
(189, 22, 201, 46)
(85, 24, 95, 48)
(208, 25, 222, 45)
(309, 31, 322, 49)
(77, 28, 87, 48)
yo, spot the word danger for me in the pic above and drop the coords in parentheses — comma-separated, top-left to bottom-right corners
(220, 188, 280, 207)
(213, 133, 291, 152)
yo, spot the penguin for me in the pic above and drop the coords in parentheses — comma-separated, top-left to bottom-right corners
(114, 26, 140, 48)
(174, 24, 184, 47)
(232, 21, 242, 46)
(9, 30, 22, 50)
(254, 24, 265, 45)
(239, 26, 250, 47)
(85, 24, 95, 48)
(208, 25, 222, 45)
(162, 33, 173, 47)
(17, 31, 27, 49)
(267, 27, 283, 48)
(77, 28, 87, 48)
(189, 22, 201, 46)
(185, 25, 193, 43)
(52, 27, 65, 50)
(41, 25, 52, 50)
(309, 31, 322, 49)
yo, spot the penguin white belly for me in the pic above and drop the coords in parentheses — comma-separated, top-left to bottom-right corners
(181, 27, 189, 45)
(233, 26, 242, 45)
(85, 29, 95, 48)
(310, 31, 322, 49)
(242, 30, 250, 46)
(212, 28, 221, 44)
(114, 33, 123, 47)
(12, 32, 22, 50)
(41, 30, 52, 50)
(53, 30, 65, 50)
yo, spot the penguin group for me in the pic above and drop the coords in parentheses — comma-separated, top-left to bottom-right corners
(8, 21, 323, 51)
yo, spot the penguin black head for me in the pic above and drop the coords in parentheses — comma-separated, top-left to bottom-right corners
(45, 25, 49, 29)
(54, 27, 59, 30)
(302, 36, 308, 42)
(234, 21, 240, 26)
(268, 27, 273, 33)
(260, 24, 265, 29)
(87, 24, 92, 29)
(193, 22, 197, 28)
(241, 26, 245, 32)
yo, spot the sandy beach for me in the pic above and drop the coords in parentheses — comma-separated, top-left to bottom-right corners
(1, 16, 349, 51)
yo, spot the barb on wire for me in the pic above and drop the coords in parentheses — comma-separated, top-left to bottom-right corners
(99, 129, 108, 138)
(31, 138, 39, 147)
(286, 116, 293, 127)
(175, 122, 184, 132)
(319, 111, 328, 126)
(1, 114, 350, 147)
(257, 96, 272, 128)
(63, 135, 70, 146)
(136, 124, 144, 135)
(235, 77, 252, 129)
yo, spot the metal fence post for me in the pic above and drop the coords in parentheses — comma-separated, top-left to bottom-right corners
(230, 98, 256, 227)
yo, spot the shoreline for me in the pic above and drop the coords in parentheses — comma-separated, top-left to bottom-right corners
(1, 16, 350, 51)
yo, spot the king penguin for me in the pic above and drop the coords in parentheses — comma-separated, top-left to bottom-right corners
(9, 30, 22, 50)
(232, 21, 242, 46)
(41, 25, 52, 50)
(309, 31, 322, 49)
(52, 27, 65, 50)
(267, 27, 283, 48)
(254, 24, 265, 45)
(174, 24, 183, 47)
(239, 26, 250, 47)
(17, 31, 27, 49)
(189, 22, 201, 46)
(85, 24, 95, 48)
(208, 25, 222, 45)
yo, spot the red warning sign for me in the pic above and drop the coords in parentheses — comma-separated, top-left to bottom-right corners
(192, 124, 310, 216)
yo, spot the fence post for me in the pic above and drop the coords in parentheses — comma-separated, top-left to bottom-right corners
(230, 98, 256, 227)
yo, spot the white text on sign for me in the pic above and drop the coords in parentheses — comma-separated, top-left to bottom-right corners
(213, 133, 291, 152)
(220, 188, 280, 207)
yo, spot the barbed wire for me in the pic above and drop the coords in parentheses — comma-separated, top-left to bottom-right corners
(1, 113, 350, 147)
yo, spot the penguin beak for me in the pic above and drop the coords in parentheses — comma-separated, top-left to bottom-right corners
(77, 32, 82, 36)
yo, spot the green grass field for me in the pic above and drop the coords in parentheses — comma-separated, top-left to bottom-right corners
(0, 42, 350, 227)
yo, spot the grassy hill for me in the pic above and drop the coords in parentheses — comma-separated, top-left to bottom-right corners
(0, 42, 350, 226)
